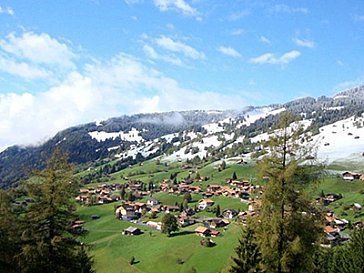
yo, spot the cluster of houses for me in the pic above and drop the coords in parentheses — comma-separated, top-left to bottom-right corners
(158, 178, 259, 200)
(76, 169, 363, 243)
(74, 170, 269, 241)
(75, 183, 122, 205)
(323, 212, 351, 245)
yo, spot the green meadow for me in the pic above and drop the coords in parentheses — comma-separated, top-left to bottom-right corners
(76, 159, 364, 273)
(78, 202, 242, 273)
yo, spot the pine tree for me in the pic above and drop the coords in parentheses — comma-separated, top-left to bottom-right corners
(120, 185, 126, 200)
(216, 204, 221, 217)
(230, 224, 261, 273)
(232, 171, 237, 180)
(256, 112, 323, 273)
(183, 199, 189, 210)
(329, 228, 364, 273)
(0, 190, 21, 273)
(18, 150, 94, 273)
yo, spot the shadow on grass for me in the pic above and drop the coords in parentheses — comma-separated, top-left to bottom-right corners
(170, 230, 195, 237)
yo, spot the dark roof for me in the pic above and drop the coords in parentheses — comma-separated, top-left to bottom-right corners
(125, 226, 139, 233)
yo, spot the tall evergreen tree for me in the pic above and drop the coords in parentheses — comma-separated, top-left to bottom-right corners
(230, 224, 261, 273)
(18, 150, 94, 273)
(0, 190, 20, 273)
(215, 204, 221, 217)
(256, 112, 323, 273)
(329, 228, 364, 273)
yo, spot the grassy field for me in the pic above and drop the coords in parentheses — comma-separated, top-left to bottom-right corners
(311, 175, 364, 222)
(76, 158, 364, 273)
(75, 161, 254, 273)
(78, 203, 242, 273)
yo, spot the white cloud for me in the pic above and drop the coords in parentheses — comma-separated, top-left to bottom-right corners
(250, 50, 301, 65)
(0, 55, 49, 79)
(143, 44, 182, 65)
(217, 46, 241, 58)
(0, 32, 76, 68)
(0, 5, 14, 15)
(0, 72, 119, 151)
(0, 53, 247, 151)
(260, 36, 271, 44)
(271, 4, 308, 14)
(153, 0, 198, 17)
(293, 38, 315, 48)
(155, 36, 205, 60)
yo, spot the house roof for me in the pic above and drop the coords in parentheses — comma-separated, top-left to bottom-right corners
(195, 226, 209, 233)
(210, 230, 220, 236)
(125, 226, 139, 233)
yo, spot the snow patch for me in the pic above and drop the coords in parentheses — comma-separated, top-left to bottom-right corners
(89, 128, 143, 143)
(239, 107, 286, 127)
(203, 123, 224, 134)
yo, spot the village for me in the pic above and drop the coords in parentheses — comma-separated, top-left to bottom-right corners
(74, 168, 364, 246)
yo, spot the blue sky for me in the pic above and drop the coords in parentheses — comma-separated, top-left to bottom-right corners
(0, 0, 364, 150)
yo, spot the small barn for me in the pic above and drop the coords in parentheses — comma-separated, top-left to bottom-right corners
(124, 226, 141, 236)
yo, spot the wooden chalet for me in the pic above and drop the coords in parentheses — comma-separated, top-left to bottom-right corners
(194, 226, 210, 237)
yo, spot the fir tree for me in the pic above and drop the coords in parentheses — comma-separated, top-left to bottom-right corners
(230, 224, 261, 273)
(329, 228, 364, 273)
(0, 190, 20, 273)
(256, 112, 323, 273)
(18, 150, 94, 273)
(216, 204, 221, 217)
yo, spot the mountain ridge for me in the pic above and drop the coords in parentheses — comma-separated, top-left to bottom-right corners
(1, 85, 364, 188)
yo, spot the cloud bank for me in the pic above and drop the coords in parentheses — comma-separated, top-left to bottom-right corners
(0, 32, 246, 151)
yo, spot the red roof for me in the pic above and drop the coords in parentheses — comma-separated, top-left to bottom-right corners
(195, 226, 209, 234)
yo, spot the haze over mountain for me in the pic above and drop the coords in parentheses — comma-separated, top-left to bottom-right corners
(1, 85, 364, 188)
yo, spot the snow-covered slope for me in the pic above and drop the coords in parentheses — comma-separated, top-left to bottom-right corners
(314, 115, 364, 163)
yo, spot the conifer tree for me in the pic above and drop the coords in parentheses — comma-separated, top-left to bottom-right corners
(216, 204, 221, 217)
(18, 150, 94, 273)
(230, 224, 261, 273)
(329, 228, 364, 273)
(0, 190, 20, 273)
(256, 112, 323, 273)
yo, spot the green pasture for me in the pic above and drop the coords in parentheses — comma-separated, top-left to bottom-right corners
(77, 203, 241, 273)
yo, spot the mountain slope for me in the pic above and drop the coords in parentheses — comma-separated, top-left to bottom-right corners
(1, 85, 364, 188)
